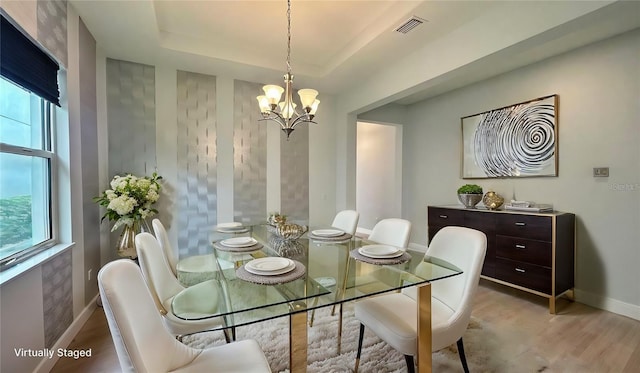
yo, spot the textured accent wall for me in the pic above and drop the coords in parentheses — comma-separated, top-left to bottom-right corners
(36, 0, 67, 67)
(106, 59, 157, 177)
(176, 71, 217, 256)
(42, 250, 72, 348)
(233, 80, 267, 224)
(281, 125, 309, 223)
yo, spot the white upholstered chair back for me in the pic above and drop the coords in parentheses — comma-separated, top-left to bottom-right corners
(98, 260, 198, 373)
(331, 210, 360, 235)
(404, 226, 487, 350)
(152, 218, 179, 276)
(135, 232, 185, 313)
(367, 218, 412, 249)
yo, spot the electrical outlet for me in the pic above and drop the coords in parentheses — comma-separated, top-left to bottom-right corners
(593, 167, 609, 177)
(88, 269, 92, 281)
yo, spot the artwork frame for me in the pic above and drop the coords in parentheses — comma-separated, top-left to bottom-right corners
(461, 94, 559, 179)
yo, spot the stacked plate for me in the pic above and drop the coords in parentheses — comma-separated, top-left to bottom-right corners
(216, 222, 247, 233)
(310, 229, 344, 237)
(220, 237, 257, 248)
(244, 257, 295, 276)
(358, 244, 403, 259)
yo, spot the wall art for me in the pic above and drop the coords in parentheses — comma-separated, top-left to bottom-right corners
(461, 95, 558, 178)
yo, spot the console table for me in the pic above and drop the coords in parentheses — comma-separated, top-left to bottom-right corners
(428, 205, 575, 313)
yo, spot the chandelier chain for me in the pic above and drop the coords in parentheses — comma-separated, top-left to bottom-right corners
(286, 0, 292, 74)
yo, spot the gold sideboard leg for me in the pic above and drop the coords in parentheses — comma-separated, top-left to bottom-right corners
(417, 283, 432, 373)
(290, 311, 308, 373)
(549, 296, 556, 314)
(566, 288, 575, 301)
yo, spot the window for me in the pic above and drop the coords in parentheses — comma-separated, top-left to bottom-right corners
(0, 77, 56, 268)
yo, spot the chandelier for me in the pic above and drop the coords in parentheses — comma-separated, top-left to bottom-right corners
(256, 0, 319, 139)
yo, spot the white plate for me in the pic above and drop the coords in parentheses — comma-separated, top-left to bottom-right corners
(245, 258, 295, 276)
(358, 245, 403, 258)
(217, 222, 243, 229)
(216, 226, 249, 233)
(220, 237, 257, 247)
(311, 229, 344, 237)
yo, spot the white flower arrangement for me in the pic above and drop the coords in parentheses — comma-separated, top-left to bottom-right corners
(94, 172, 162, 231)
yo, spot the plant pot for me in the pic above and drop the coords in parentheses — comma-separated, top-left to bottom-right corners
(458, 193, 482, 209)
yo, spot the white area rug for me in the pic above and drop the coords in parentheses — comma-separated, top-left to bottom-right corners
(182, 303, 539, 373)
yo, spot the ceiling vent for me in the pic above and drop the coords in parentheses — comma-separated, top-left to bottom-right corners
(394, 16, 427, 34)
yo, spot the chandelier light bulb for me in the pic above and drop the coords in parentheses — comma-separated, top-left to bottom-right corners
(256, 95, 271, 114)
(309, 99, 320, 115)
(278, 101, 297, 119)
(263, 85, 285, 107)
(297, 88, 318, 109)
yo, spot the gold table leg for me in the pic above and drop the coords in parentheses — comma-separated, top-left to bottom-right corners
(417, 283, 432, 373)
(290, 310, 308, 373)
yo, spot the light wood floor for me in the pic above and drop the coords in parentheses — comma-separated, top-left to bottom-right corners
(51, 280, 640, 372)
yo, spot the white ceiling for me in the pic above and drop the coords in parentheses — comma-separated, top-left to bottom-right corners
(71, 0, 639, 103)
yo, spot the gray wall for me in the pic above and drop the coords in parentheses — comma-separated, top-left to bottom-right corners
(401, 30, 640, 317)
(78, 18, 99, 304)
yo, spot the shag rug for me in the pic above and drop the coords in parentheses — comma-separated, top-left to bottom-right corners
(182, 303, 524, 373)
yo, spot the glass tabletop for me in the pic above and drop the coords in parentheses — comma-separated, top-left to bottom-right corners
(172, 224, 462, 329)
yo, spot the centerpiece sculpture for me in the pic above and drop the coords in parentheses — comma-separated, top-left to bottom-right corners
(267, 212, 307, 240)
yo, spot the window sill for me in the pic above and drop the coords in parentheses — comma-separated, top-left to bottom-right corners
(0, 242, 75, 286)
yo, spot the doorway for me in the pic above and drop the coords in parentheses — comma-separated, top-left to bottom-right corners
(356, 121, 403, 230)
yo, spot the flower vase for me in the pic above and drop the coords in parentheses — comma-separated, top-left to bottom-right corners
(116, 219, 151, 258)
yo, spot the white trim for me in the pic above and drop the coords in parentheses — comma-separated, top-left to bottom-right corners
(33, 294, 99, 373)
(575, 289, 640, 321)
(0, 243, 74, 286)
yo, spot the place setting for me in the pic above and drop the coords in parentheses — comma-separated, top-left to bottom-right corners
(213, 236, 263, 253)
(235, 257, 306, 285)
(350, 244, 411, 265)
(215, 222, 250, 234)
(307, 228, 352, 242)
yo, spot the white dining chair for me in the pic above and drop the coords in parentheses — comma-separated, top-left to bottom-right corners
(153, 218, 220, 284)
(331, 210, 360, 235)
(353, 226, 487, 373)
(135, 232, 230, 340)
(98, 259, 272, 373)
(367, 218, 412, 249)
(309, 210, 359, 327)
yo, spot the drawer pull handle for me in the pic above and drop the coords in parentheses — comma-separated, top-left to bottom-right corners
(515, 222, 526, 226)
(439, 215, 448, 219)
(515, 244, 526, 249)
(515, 268, 526, 273)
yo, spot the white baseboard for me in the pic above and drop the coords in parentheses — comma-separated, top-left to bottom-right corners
(574, 289, 640, 321)
(34, 294, 99, 373)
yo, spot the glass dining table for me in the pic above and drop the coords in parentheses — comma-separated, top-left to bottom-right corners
(172, 224, 462, 373)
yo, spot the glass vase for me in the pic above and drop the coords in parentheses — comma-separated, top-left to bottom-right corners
(116, 219, 151, 258)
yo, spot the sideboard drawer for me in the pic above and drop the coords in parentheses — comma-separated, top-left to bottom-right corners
(495, 258, 551, 294)
(496, 235, 552, 267)
(496, 214, 552, 241)
(428, 207, 464, 227)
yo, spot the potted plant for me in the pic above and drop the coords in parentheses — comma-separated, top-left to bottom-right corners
(457, 184, 483, 208)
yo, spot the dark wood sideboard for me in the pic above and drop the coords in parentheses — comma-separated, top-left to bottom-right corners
(427, 205, 575, 313)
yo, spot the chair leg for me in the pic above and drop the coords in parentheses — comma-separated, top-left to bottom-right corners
(404, 355, 415, 373)
(457, 337, 470, 373)
(354, 324, 365, 373)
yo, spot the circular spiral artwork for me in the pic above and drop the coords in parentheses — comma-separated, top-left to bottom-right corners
(473, 100, 556, 177)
